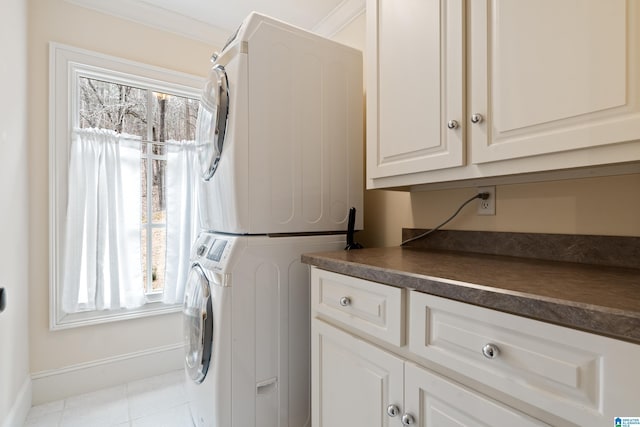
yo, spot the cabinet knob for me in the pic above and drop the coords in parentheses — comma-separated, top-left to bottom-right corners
(482, 343, 500, 359)
(470, 113, 484, 124)
(339, 296, 351, 307)
(447, 120, 459, 129)
(401, 413, 416, 425)
(387, 404, 400, 417)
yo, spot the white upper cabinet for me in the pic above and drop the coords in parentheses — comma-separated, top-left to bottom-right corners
(367, 0, 640, 189)
(366, 0, 465, 180)
(469, 0, 640, 163)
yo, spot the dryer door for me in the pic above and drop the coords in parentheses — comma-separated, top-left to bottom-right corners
(196, 64, 229, 181)
(183, 264, 214, 384)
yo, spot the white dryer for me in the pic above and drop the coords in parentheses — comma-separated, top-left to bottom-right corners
(195, 12, 363, 235)
(184, 232, 345, 427)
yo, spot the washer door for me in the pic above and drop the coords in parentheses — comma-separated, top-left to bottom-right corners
(196, 64, 229, 181)
(183, 264, 214, 384)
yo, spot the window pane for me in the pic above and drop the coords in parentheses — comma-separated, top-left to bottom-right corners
(152, 159, 167, 223)
(140, 228, 148, 291)
(141, 157, 148, 224)
(78, 77, 147, 137)
(152, 227, 166, 292)
(152, 93, 199, 141)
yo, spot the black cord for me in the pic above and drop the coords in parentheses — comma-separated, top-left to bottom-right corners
(401, 192, 489, 246)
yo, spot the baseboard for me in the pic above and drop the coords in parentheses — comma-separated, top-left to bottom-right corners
(2, 375, 32, 427)
(31, 342, 183, 405)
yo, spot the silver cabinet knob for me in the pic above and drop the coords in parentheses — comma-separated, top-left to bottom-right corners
(482, 343, 499, 359)
(447, 120, 459, 129)
(470, 113, 484, 124)
(401, 413, 416, 425)
(339, 296, 351, 307)
(387, 404, 400, 417)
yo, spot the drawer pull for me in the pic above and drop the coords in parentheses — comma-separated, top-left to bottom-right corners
(386, 404, 400, 417)
(482, 343, 500, 359)
(339, 296, 351, 307)
(401, 413, 415, 425)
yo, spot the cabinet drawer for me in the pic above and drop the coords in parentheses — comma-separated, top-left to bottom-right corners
(409, 291, 640, 426)
(311, 268, 404, 346)
(405, 362, 549, 426)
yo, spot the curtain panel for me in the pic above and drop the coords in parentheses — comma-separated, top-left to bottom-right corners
(62, 128, 144, 313)
(61, 128, 199, 314)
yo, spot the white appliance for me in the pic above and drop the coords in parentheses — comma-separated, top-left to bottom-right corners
(184, 12, 364, 427)
(184, 232, 345, 427)
(196, 12, 363, 234)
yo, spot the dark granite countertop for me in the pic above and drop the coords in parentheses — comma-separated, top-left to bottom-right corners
(302, 246, 640, 345)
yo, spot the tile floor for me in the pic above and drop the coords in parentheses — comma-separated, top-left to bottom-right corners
(24, 370, 194, 427)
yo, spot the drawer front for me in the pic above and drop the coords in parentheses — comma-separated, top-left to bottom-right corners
(404, 362, 550, 427)
(311, 268, 404, 346)
(409, 292, 605, 425)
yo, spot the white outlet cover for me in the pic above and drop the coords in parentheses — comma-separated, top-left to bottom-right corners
(477, 186, 496, 215)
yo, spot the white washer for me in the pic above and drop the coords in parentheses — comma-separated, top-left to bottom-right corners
(184, 232, 345, 427)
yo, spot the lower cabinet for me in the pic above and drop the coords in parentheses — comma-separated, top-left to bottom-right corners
(310, 267, 640, 427)
(312, 320, 547, 426)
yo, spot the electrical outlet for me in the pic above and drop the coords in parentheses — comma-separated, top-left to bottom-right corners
(477, 186, 496, 216)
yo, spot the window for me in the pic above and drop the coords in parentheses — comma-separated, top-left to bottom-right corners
(50, 43, 204, 329)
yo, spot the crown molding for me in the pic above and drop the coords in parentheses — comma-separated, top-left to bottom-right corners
(312, 0, 366, 37)
(65, 0, 230, 48)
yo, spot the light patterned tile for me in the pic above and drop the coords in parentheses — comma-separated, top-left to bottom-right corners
(127, 370, 187, 420)
(26, 400, 64, 421)
(60, 385, 129, 427)
(23, 411, 62, 427)
(130, 403, 193, 427)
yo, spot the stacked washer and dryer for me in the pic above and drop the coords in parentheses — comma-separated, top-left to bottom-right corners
(183, 12, 363, 427)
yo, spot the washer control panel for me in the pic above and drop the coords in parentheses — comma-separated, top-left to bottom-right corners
(192, 232, 237, 273)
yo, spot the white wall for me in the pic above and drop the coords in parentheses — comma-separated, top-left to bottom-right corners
(28, 0, 215, 404)
(0, 0, 31, 425)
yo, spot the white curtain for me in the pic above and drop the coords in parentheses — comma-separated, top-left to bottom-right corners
(62, 128, 144, 313)
(163, 140, 199, 304)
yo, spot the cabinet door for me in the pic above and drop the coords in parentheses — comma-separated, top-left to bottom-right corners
(366, 0, 465, 182)
(469, 0, 640, 164)
(403, 362, 549, 426)
(312, 320, 404, 427)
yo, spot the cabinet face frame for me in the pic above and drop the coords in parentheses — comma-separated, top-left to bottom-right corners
(366, 0, 466, 183)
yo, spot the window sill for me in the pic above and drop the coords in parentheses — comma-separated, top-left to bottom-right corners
(50, 301, 182, 331)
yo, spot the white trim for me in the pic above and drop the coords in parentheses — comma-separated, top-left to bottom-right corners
(410, 162, 640, 192)
(65, 0, 365, 45)
(31, 343, 184, 405)
(1, 376, 32, 427)
(49, 42, 204, 330)
(312, 0, 366, 37)
(64, 0, 230, 47)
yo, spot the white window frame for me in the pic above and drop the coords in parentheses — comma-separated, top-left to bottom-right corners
(49, 43, 204, 330)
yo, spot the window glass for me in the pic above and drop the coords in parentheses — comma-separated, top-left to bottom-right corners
(78, 77, 147, 137)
